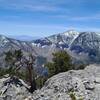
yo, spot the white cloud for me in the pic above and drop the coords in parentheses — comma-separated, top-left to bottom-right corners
(71, 14, 100, 21)
(0, 0, 62, 12)
(50, 13, 100, 21)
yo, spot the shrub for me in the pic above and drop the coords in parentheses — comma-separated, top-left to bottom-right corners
(69, 92, 77, 100)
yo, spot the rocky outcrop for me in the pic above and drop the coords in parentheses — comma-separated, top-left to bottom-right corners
(0, 64, 100, 100)
(0, 75, 32, 100)
(32, 64, 100, 100)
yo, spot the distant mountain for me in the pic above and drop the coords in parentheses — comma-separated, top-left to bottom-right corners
(0, 30, 100, 68)
(31, 30, 100, 63)
(32, 30, 79, 48)
(7, 35, 40, 41)
(70, 32, 100, 63)
(0, 35, 38, 67)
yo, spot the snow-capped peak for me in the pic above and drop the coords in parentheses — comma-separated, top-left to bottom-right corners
(0, 35, 9, 44)
(63, 30, 79, 36)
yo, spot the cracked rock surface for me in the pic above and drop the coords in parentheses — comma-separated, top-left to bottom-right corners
(32, 64, 100, 100)
(0, 64, 100, 100)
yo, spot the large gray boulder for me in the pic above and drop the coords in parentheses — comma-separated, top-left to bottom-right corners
(32, 64, 100, 100)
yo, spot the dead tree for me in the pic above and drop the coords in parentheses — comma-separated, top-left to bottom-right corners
(24, 54, 36, 93)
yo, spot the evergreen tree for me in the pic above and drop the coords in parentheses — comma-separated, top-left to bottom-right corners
(5, 49, 23, 76)
(45, 50, 72, 77)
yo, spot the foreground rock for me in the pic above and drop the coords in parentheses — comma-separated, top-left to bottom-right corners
(0, 76, 32, 100)
(0, 64, 100, 100)
(33, 64, 100, 100)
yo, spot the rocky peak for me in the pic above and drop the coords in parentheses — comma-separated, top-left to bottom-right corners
(0, 35, 9, 47)
(63, 30, 79, 37)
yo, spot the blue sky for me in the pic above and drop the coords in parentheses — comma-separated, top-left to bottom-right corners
(0, 0, 100, 37)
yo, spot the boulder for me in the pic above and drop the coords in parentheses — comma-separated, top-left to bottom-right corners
(32, 64, 100, 100)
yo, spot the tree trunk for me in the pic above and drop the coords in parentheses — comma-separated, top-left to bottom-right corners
(27, 63, 36, 93)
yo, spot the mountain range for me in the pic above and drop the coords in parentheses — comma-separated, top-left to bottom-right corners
(7, 35, 40, 41)
(0, 30, 100, 68)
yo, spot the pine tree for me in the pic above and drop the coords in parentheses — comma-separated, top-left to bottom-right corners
(5, 49, 23, 76)
(45, 50, 72, 77)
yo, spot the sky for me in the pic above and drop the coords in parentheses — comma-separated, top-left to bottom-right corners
(0, 0, 100, 37)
